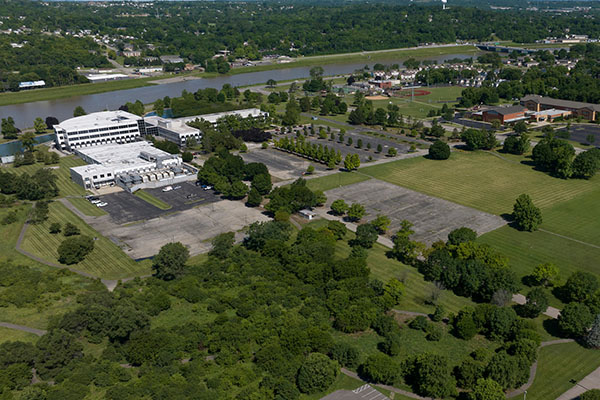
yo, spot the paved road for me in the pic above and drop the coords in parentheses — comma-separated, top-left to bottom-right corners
(0, 322, 47, 336)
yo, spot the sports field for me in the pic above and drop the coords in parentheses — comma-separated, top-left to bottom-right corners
(359, 151, 599, 216)
(21, 201, 151, 279)
(8, 156, 87, 197)
(524, 341, 600, 400)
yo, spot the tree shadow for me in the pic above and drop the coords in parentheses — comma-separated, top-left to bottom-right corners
(542, 318, 565, 338)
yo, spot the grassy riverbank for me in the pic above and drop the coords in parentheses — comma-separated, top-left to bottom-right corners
(0, 45, 478, 107)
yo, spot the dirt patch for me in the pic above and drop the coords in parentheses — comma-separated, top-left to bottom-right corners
(394, 89, 432, 98)
(365, 95, 389, 101)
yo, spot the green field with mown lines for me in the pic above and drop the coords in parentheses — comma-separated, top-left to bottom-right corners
(21, 202, 151, 279)
(134, 189, 172, 210)
(523, 342, 600, 400)
(306, 172, 370, 193)
(359, 151, 599, 216)
(67, 197, 108, 217)
(7, 156, 87, 197)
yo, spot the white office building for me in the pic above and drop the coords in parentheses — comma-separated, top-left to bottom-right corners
(144, 116, 201, 146)
(54, 111, 144, 151)
(70, 142, 195, 191)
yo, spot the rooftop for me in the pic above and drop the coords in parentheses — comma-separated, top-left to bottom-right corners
(484, 105, 527, 115)
(521, 95, 600, 112)
(176, 108, 267, 125)
(144, 116, 200, 135)
(55, 111, 142, 132)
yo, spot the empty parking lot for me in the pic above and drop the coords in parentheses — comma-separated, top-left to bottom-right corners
(324, 179, 505, 244)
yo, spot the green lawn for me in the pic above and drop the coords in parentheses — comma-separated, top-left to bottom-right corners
(0, 327, 39, 344)
(523, 342, 600, 400)
(67, 197, 108, 217)
(21, 201, 151, 279)
(134, 189, 172, 210)
(306, 172, 370, 192)
(359, 151, 599, 216)
(479, 226, 600, 295)
(8, 156, 87, 197)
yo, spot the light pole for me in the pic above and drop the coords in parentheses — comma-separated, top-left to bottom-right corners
(524, 390, 527, 400)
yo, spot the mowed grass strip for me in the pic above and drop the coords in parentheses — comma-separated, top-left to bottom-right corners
(9, 156, 87, 197)
(67, 197, 107, 217)
(21, 201, 151, 280)
(134, 190, 172, 210)
(478, 226, 600, 295)
(359, 151, 599, 216)
(523, 342, 600, 400)
(306, 172, 370, 193)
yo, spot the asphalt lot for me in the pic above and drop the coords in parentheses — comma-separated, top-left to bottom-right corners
(324, 179, 505, 244)
(241, 148, 328, 180)
(306, 132, 407, 162)
(99, 181, 220, 224)
(555, 123, 600, 147)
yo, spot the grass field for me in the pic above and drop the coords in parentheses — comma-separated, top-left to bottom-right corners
(21, 201, 151, 279)
(134, 190, 172, 210)
(67, 197, 108, 217)
(359, 151, 599, 216)
(524, 342, 600, 400)
(306, 172, 370, 192)
(8, 156, 87, 197)
(0, 327, 39, 344)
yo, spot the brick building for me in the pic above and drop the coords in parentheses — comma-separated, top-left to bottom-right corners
(521, 95, 600, 121)
(481, 105, 527, 124)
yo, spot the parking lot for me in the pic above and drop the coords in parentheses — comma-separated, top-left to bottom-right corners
(324, 179, 505, 244)
(555, 123, 600, 147)
(98, 181, 221, 224)
(305, 131, 408, 163)
(241, 148, 328, 181)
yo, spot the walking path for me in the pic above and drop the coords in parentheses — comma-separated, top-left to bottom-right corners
(0, 322, 47, 336)
(556, 366, 600, 400)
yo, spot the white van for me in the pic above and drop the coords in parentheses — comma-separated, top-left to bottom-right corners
(162, 186, 173, 192)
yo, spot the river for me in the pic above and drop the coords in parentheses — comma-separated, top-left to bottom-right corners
(1, 53, 476, 129)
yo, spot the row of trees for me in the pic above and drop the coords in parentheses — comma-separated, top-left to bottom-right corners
(274, 136, 344, 169)
(532, 134, 600, 179)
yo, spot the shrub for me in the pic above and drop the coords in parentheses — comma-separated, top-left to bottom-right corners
(62, 222, 80, 237)
(57, 236, 94, 265)
(428, 140, 450, 160)
(49, 222, 62, 234)
(296, 353, 338, 394)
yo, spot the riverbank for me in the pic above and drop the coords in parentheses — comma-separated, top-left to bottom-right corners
(0, 45, 477, 107)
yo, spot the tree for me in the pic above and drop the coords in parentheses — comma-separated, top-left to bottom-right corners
(371, 214, 391, 234)
(562, 271, 599, 303)
(251, 173, 272, 195)
(390, 220, 421, 264)
(73, 106, 86, 117)
(387, 147, 397, 157)
(153, 99, 165, 117)
(227, 180, 248, 199)
(152, 242, 190, 280)
(359, 354, 398, 385)
(429, 140, 450, 160)
(210, 232, 235, 259)
(246, 187, 262, 207)
(347, 203, 366, 222)
(30, 201, 49, 224)
(49, 222, 61, 234)
(34, 117, 47, 134)
(454, 310, 478, 340)
(531, 263, 559, 287)
(35, 329, 83, 379)
(344, 154, 360, 170)
(352, 224, 378, 249)
(448, 227, 477, 246)
(521, 288, 549, 318)
(585, 314, 600, 349)
(296, 353, 338, 394)
(573, 149, 600, 179)
(182, 151, 193, 162)
(20, 132, 37, 153)
(57, 236, 94, 265)
(558, 302, 593, 337)
(266, 79, 277, 88)
(469, 378, 505, 400)
(512, 194, 542, 231)
(45, 116, 59, 129)
(327, 220, 347, 240)
(411, 353, 456, 398)
(581, 390, 600, 400)
(62, 222, 80, 236)
(376, 144, 383, 153)
(306, 165, 315, 175)
(1, 117, 19, 139)
(330, 343, 359, 369)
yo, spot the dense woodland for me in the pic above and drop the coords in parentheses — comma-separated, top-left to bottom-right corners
(1, 0, 600, 91)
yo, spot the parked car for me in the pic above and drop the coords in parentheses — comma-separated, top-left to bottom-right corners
(204, 186, 213, 191)
(96, 202, 108, 207)
(173, 186, 181, 190)
(90, 199, 101, 204)
(162, 186, 173, 192)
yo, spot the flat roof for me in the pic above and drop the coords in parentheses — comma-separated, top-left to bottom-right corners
(176, 108, 267, 125)
(56, 111, 142, 132)
(144, 116, 200, 135)
(86, 73, 129, 81)
(485, 105, 527, 115)
(521, 95, 600, 112)
(533, 108, 571, 116)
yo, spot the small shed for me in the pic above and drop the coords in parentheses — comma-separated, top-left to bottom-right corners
(299, 209, 316, 220)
